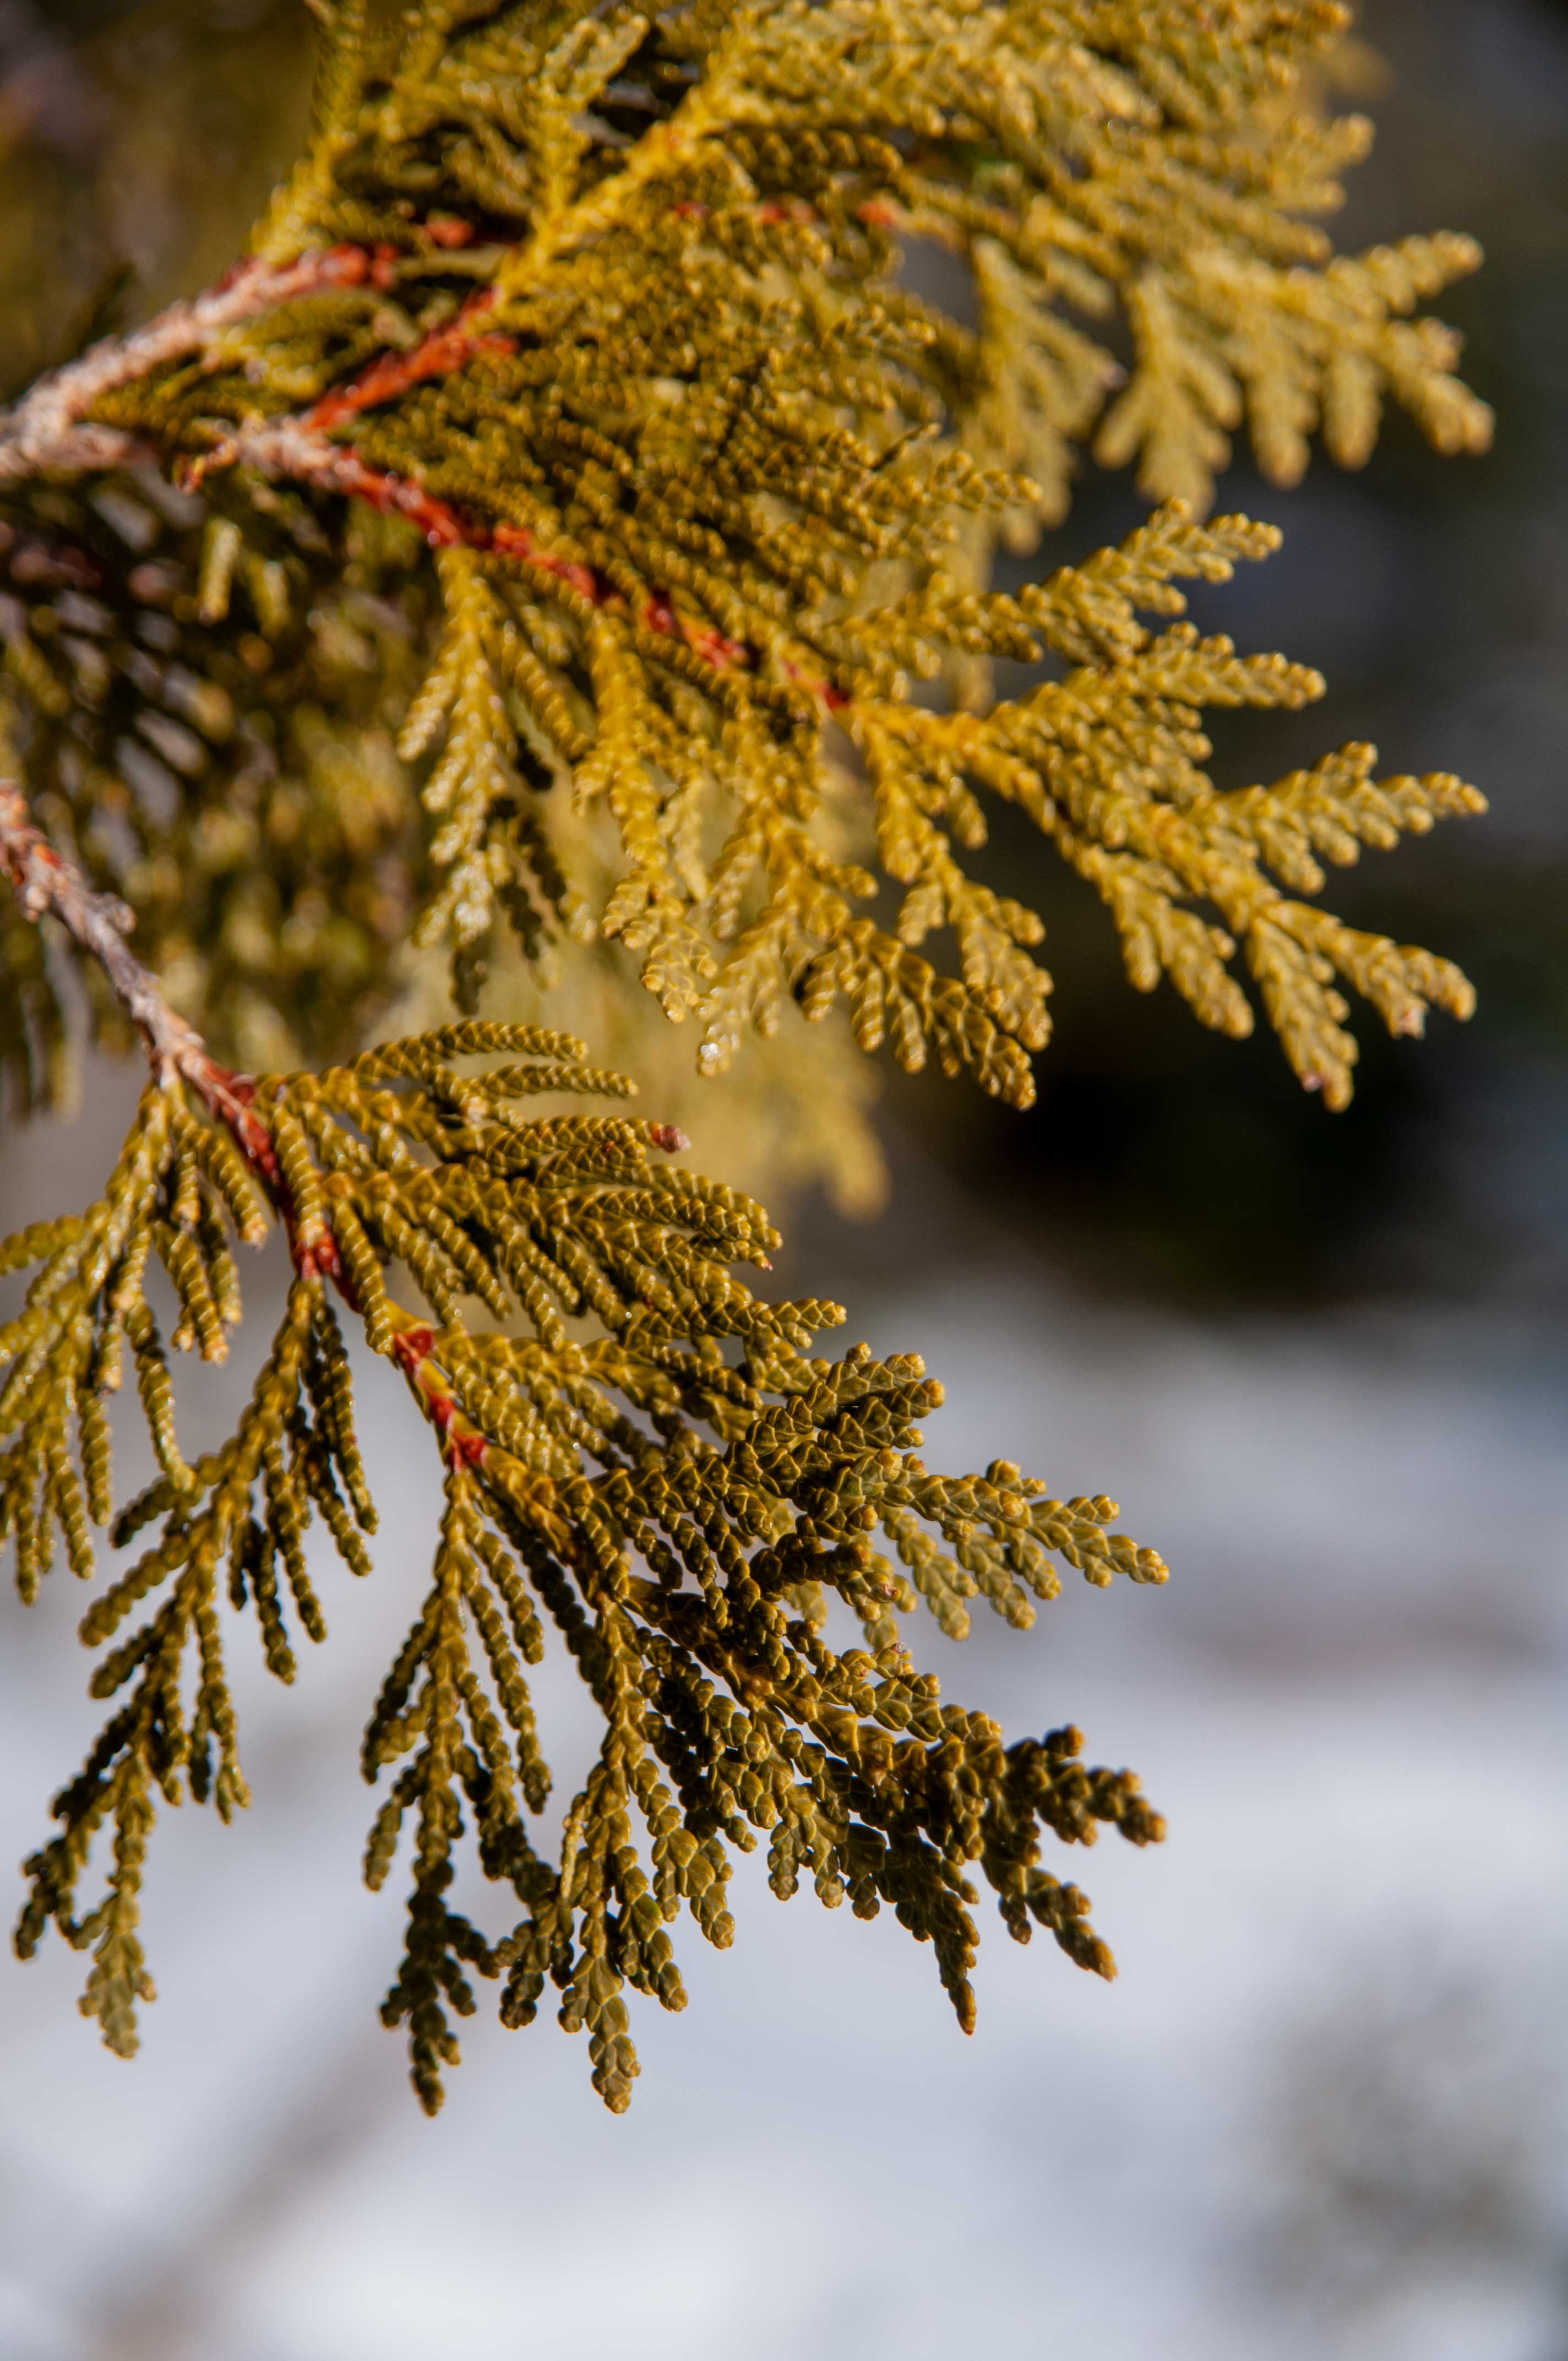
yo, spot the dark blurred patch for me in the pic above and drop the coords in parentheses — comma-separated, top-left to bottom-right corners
(884, 803, 1568, 1311)
(1244, 1943, 1567, 2338)
(0, 0, 312, 397)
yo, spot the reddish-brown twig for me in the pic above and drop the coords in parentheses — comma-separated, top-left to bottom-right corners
(0, 220, 855, 711)
(0, 246, 377, 485)
(2, 770, 236, 1108)
(305, 288, 516, 433)
(0, 764, 350, 1282)
(190, 415, 848, 708)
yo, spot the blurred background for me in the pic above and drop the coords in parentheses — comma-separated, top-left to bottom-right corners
(3, 1, 1568, 2354)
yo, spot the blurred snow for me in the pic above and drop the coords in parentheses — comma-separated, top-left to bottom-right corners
(2, 1214, 1565, 2361)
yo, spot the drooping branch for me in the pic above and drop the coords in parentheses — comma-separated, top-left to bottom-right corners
(3, 750, 1172, 2109)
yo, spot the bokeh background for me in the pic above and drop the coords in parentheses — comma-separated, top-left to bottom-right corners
(3, 3, 1568, 2354)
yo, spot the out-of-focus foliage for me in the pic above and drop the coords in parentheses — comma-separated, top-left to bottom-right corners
(394, 810, 891, 1220)
(0, 478, 428, 1097)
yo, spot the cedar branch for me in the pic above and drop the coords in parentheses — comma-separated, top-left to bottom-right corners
(0, 246, 380, 486)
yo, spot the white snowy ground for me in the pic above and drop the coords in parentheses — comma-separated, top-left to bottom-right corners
(2, 1105, 1567, 2361)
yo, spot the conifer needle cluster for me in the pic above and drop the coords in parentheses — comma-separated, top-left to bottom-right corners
(4, 1015, 1163, 2108)
(0, 0, 1490, 2106)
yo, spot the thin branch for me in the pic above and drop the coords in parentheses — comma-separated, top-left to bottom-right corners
(304, 282, 511, 432)
(0, 764, 265, 1160)
(2, 771, 199, 1076)
(0, 244, 379, 486)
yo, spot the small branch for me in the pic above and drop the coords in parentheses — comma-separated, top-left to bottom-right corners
(0, 244, 379, 487)
(0, 763, 369, 1304)
(0, 766, 266, 1151)
(387, 1313, 582, 1563)
(186, 416, 477, 545)
(190, 416, 721, 625)
(3, 772, 198, 1079)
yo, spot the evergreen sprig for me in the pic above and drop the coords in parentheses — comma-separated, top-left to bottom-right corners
(4, 1019, 1164, 2109)
(0, 0, 1495, 2111)
(0, 0, 1486, 1123)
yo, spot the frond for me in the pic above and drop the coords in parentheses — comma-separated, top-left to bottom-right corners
(0, 0, 1504, 2125)
(3, 1025, 1164, 2106)
(0, 0, 1488, 1120)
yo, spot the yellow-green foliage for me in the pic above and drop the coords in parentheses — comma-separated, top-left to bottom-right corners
(4, 1026, 1163, 2108)
(0, 0, 1488, 1121)
(0, 0, 1495, 2109)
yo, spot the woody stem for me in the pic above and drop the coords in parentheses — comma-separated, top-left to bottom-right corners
(3, 771, 212, 1091)
(0, 246, 379, 486)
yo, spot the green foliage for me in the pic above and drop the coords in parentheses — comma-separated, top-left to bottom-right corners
(4, 1025, 1163, 2108)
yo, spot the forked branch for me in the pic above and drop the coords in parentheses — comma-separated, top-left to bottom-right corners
(0, 246, 378, 486)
